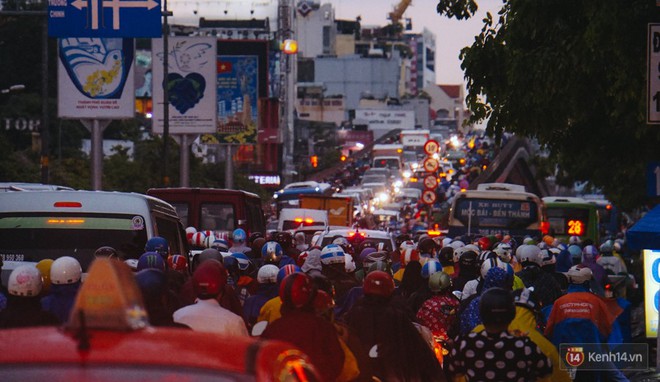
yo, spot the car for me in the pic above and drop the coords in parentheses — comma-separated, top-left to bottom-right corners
(0, 258, 320, 381)
(360, 174, 388, 186)
(317, 228, 395, 254)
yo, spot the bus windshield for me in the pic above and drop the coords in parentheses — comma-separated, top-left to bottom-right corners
(452, 198, 539, 229)
(0, 213, 148, 270)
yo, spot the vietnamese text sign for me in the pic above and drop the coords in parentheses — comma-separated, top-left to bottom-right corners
(355, 109, 415, 131)
(49, 0, 162, 38)
(57, 38, 135, 119)
(151, 37, 218, 135)
(216, 55, 258, 144)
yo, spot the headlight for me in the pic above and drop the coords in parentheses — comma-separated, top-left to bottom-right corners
(402, 170, 411, 178)
(411, 163, 419, 169)
(393, 180, 403, 188)
(432, 153, 439, 160)
(378, 192, 389, 203)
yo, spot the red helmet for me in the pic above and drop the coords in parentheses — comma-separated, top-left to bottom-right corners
(279, 272, 316, 310)
(192, 259, 227, 298)
(363, 270, 395, 298)
(167, 254, 188, 272)
(477, 236, 492, 251)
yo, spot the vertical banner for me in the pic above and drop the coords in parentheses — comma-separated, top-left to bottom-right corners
(643, 249, 660, 338)
(57, 38, 135, 119)
(152, 37, 217, 134)
(216, 55, 258, 144)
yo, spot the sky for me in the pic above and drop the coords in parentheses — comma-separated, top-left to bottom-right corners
(328, 0, 504, 86)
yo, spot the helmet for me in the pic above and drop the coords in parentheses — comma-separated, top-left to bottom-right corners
(479, 287, 516, 326)
(477, 236, 492, 251)
(480, 257, 507, 278)
(514, 286, 537, 310)
(249, 232, 264, 244)
(35, 259, 54, 294)
(198, 248, 224, 264)
(124, 259, 139, 271)
(275, 231, 294, 249)
(399, 240, 416, 252)
(277, 264, 301, 283)
(613, 240, 623, 253)
(363, 270, 395, 298)
(345, 253, 356, 273)
(400, 247, 420, 266)
(333, 237, 350, 247)
(493, 242, 513, 263)
(145, 236, 169, 258)
(540, 249, 557, 267)
(362, 251, 388, 270)
(522, 237, 536, 245)
(428, 271, 451, 293)
(137, 252, 166, 272)
(279, 272, 316, 309)
(257, 264, 279, 284)
(203, 234, 217, 249)
(442, 237, 453, 248)
(516, 244, 542, 266)
(458, 250, 478, 268)
(94, 246, 118, 258)
(367, 260, 391, 275)
(167, 254, 188, 272)
(211, 239, 230, 252)
(542, 235, 555, 246)
(192, 259, 227, 298)
(51, 256, 83, 284)
(439, 246, 454, 264)
(190, 232, 207, 247)
(569, 235, 582, 245)
(320, 244, 345, 265)
(450, 240, 465, 249)
(8, 265, 43, 297)
(135, 268, 167, 300)
(478, 250, 497, 264)
(262, 241, 284, 264)
(185, 226, 197, 243)
(358, 247, 378, 264)
(421, 259, 443, 279)
(418, 238, 438, 254)
(566, 264, 593, 284)
(232, 228, 247, 244)
(582, 245, 598, 260)
(568, 245, 583, 262)
(231, 252, 255, 274)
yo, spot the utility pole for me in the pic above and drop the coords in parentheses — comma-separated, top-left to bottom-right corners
(161, 0, 173, 186)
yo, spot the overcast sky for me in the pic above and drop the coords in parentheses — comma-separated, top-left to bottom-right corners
(327, 0, 504, 86)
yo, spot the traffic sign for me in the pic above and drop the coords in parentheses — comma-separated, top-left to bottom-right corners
(648, 24, 660, 124)
(49, 0, 162, 38)
(424, 139, 439, 156)
(647, 162, 660, 197)
(424, 175, 438, 189)
(422, 190, 437, 205)
(423, 157, 439, 173)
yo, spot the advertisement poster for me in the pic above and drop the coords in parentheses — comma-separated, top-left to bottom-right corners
(151, 36, 217, 134)
(58, 38, 135, 119)
(215, 55, 258, 144)
(643, 249, 660, 338)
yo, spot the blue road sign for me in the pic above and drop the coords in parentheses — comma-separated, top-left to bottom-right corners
(49, 0, 162, 38)
(647, 162, 660, 197)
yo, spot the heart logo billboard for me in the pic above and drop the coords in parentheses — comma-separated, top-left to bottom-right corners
(166, 73, 206, 114)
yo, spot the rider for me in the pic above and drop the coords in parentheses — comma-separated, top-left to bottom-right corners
(0, 265, 59, 327)
(229, 228, 251, 254)
(41, 256, 83, 324)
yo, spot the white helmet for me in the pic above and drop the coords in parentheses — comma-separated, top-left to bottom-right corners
(493, 242, 513, 263)
(450, 240, 465, 250)
(539, 249, 557, 267)
(566, 265, 593, 284)
(321, 244, 345, 265)
(569, 235, 581, 246)
(8, 265, 43, 297)
(442, 238, 453, 248)
(51, 256, 82, 285)
(257, 264, 279, 284)
(203, 233, 217, 249)
(516, 244, 542, 266)
(480, 257, 508, 278)
(345, 253, 356, 273)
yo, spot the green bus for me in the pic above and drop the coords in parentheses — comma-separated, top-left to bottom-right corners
(543, 196, 599, 244)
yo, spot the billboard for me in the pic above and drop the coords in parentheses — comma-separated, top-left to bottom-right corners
(57, 38, 135, 119)
(151, 37, 218, 134)
(216, 55, 259, 144)
(644, 249, 660, 338)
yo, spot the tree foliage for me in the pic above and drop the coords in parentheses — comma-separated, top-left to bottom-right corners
(437, 0, 660, 211)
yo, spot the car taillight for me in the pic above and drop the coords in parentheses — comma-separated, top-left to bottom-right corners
(54, 201, 82, 208)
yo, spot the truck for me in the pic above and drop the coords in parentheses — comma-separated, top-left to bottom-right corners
(299, 195, 354, 228)
(399, 129, 430, 151)
(372, 144, 404, 173)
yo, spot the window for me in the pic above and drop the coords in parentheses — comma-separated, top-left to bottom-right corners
(200, 203, 235, 232)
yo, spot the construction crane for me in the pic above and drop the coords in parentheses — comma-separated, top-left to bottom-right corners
(388, 0, 412, 26)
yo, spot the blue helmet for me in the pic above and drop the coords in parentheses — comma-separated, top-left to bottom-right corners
(277, 264, 301, 283)
(421, 259, 443, 279)
(233, 228, 247, 244)
(262, 241, 284, 263)
(145, 236, 169, 258)
(137, 251, 166, 272)
(231, 252, 255, 273)
(211, 239, 230, 252)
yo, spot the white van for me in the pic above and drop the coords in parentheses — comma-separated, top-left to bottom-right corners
(0, 190, 189, 287)
(277, 208, 329, 232)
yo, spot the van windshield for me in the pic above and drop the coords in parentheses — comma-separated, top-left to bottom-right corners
(199, 203, 235, 232)
(0, 213, 148, 270)
(373, 158, 400, 169)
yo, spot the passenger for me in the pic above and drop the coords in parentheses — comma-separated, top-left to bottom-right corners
(335, 260, 391, 320)
(438, 246, 455, 276)
(515, 244, 563, 308)
(243, 264, 279, 330)
(229, 228, 251, 254)
(41, 256, 82, 324)
(540, 248, 569, 294)
(301, 247, 323, 279)
(344, 271, 444, 381)
(172, 259, 248, 336)
(447, 287, 553, 381)
(320, 244, 359, 308)
(144, 236, 170, 261)
(581, 245, 607, 297)
(458, 266, 513, 335)
(226, 252, 258, 307)
(136, 251, 166, 272)
(393, 240, 419, 283)
(452, 248, 479, 293)
(408, 258, 443, 314)
(135, 268, 181, 327)
(294, 231, 308, 252)
(416, 271, 459, 345)
(261, 272, 345, 381)
(262, 240, 296, 267)
(257, 264, 300, 324)
(0, 265, 59, 328)
(275, 231, 301, 261)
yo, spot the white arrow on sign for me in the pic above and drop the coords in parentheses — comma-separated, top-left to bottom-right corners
(71, 0, 159, 30)
(655, 166, 660, 196)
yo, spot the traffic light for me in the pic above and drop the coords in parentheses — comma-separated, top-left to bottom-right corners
(310, 155, 318, 168)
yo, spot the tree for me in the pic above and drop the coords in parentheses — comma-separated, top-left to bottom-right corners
(436, 0, 660, 211)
